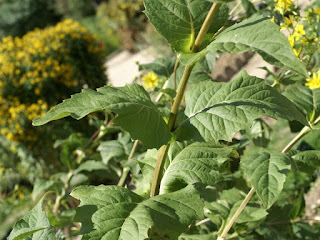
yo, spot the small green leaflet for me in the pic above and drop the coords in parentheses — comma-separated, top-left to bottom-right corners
(144, 0, 229, 53)
(206, 0, 234, 2)
(71, 185, 203, 240)
(241, 152, 291, 209)
(181, 15, 308, 77)
(8, 194, 55, 240)
(33, 84, 171, 149)
(168, 51, 216, 88)
(135, 149, 159, 197)
(160, 142, 235, 194)
(184, 71, 308, 143)
(98, 132, 133, 164)
(284, 85, 320, 122)
(291, 150, 320, 174)
(228, 201, 268, 223)
(138, 57, 176, 77)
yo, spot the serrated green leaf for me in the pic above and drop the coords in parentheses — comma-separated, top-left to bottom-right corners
(284, 85, 320, 122)
(33, 84, 171, 149)
(71, 185, 203, 240)
(8, 194, 55, 240)
(144, 0, 228, 53)
(291, 150, 320, 174)
(184, 71, 307, 143)
(160, 142, 234, 194)
(139, 57, 176, 77)
(181, 15, 308, 77)
(241, 152, 291, 209)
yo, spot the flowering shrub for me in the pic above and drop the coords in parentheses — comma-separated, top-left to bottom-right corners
(96, 0, 146, 51)
(0, 19, 107, 144)
(263, 0, 320, 89)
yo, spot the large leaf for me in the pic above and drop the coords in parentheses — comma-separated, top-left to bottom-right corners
(144, 0, 229, 53)
(8, 194, 55, 240)
(71, 185, 203, 240)
(160, 142, 235, 194)
(181, 15, 308, 77)
(284, 85, 320, 122)
(33, 84, 171, 149)
(184, 71, 308, 143)
(241, 152, 291, 209)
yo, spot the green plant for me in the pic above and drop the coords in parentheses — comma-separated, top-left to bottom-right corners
(0, 0, 60, 39)
(96, 0, 146, 51)
(54, 0, 96, 20)
(8, 0, 320, 239)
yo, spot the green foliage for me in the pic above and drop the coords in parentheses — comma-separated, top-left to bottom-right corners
(33, 84, 171, 149)
(181, 15, 308, 77)
(144, 0, 229, 53)
(71, 185, 203, 240)
(8, 194, 54, 240)
(160, 142, 235, 194)
(284, 86, 320, 122)
(54, 0, 95, 20)
(183, 71, 307, 143)
(241, 151, 291, 209)
(0, 0, 60, 39)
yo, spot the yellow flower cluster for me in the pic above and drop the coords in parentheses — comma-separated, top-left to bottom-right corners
(274, 0, 294, 13)
(0, 19, 105, 143)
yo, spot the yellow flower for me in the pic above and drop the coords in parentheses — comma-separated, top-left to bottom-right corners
(293, 47, 301, 57)
(142, 72, 159, 89)
(293, 24, 306, 40)
(288, 35, 295, 47)
(306, 72, 320, 89)
(281, 15, 295, 30)
(274, 0, 294, 13)
(314, 7, 320, 15)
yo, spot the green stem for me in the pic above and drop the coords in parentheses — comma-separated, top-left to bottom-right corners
(117, 139, 139, 187)
(218, 118, 320, 239)
(150, 2, 222, 198)
(191, 3, 222, 53)
(217, 187, 256, 240)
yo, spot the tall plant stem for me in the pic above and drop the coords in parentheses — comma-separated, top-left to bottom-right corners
(117, 139, 139, 187)
(191, 3, 221, 53)
(218, 117, 320, 239)
(150, 3, 222, 198)
(218, 187, 256, 240)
